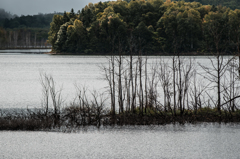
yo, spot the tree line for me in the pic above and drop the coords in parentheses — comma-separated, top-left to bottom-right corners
(0, 28, 51, 49)
(0, 11, 62, 49)
(48, 0, 240, 55)
(0, 10, 62, 28)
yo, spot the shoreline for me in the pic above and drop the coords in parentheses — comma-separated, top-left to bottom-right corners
(0, 48, 238, 56)
(1, 107, 240, 131)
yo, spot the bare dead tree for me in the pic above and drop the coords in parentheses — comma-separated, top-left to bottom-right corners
(222, 57, 240, 112)
(148, 63, 159, 110)
(111, 38, 116, 117)
(124, 71, 130, 112)
(199, 56, 233, 113)
(190, 70, 210, 114)
(134, 59, 138, 112)
(144, 56, 148, 113)
(39, 73, 64, 127)
(172, 56, 177, 116)
(158, 58, 173, 113)
(129, 32, 136, 113)
(180, 58, 194, 114)
(102, 58, 115, 116)
(40, 72, 50, 116)
(138, 54, 144, 115)
(116, 39, 124, 114)
(91, 90, 107, 127)
(75, 84, 90, 125)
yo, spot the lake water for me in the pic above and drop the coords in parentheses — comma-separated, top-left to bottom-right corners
(0, 51, 108, 109)
(0, 50, 239, 109)
(1, 123, 240, 159)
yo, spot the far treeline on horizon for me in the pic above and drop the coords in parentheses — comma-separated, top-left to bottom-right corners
(0, 0, 240, 55)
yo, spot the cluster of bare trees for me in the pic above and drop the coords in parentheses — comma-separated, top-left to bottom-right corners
(199, 56, 240, 114)
(35, 53, 240, 129)
(39, 73, 109, 128)
(0, 73, 110, 130)
(1, 54, 240, 131)
(103, 52, 240, 117)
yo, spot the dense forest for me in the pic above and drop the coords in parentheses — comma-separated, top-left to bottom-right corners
(48, 0, 240, 55)
(1, 0, 240, 51)
(0, 10, 61, 49)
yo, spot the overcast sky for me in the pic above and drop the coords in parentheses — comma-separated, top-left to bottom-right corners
(1, 0, 110, 16)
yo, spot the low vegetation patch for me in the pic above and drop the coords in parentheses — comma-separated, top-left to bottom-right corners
(1, 106, 240, 131)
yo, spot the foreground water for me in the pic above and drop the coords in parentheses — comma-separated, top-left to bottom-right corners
(1, 123, 240, 159)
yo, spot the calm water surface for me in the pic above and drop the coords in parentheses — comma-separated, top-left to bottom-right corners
(0, 50, 215, 109)
(0, 123, 240, 159)
(0, 52, 108, 108)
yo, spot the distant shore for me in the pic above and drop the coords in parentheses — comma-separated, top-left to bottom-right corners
(0, 48, 238, 56)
